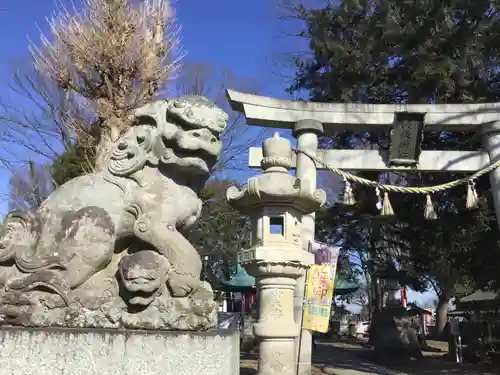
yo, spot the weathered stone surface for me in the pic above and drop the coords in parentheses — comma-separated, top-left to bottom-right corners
(371, 306, 423, 362)
(241, 313, 258, 352)
(0, 96, 228, 330)
(0, 327, 239, 375)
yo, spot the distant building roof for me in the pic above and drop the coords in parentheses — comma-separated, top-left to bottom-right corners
(219, 265, 254, 289)
(407, 303, 432, 316)
(456, 290, 500, 311)
(447, 310, 469, 317)
(215, 265, 360, 294)
(334, 278, 360, 295)
(459, 290, 498, 303)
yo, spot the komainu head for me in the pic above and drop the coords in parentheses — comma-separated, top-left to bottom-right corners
(131, 95, 228, 176)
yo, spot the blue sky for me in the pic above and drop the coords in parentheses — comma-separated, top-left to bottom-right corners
(0, 0, 298, 208)
(0, 0, 435, 307)
(0, 1, 288, 77)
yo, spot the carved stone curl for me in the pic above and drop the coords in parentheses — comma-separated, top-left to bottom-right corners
(0, 95, 227, 330)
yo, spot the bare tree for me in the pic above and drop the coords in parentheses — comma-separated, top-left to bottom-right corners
(8, 161, 54, 211)
(29, 0, 182, 170)
(173, 61, 271, 174)
(0, 58, 94, 167)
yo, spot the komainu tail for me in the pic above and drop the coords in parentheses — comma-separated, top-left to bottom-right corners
(14, 254, 67, 273)
(6, 270, 71, 306)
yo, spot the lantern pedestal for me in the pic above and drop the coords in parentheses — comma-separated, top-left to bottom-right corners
(241, 254, 312, 375)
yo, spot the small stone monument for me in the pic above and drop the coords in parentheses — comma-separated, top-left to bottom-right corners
(0, 96, 239, 375)
(227, 133, 326, 375)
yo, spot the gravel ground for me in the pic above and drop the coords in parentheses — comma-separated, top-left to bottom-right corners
(240, 342, 401, 375)
(240, 339, 499, 375)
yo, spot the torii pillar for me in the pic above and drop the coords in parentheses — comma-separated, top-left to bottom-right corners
(293, 119, 323, 375)
(481, 121, 500, 228)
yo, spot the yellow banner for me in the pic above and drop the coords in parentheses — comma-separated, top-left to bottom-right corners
(302, 243, 340, 333)
(302, 264, 335, 332)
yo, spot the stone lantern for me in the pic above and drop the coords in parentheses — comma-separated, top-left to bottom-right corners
(226, 133, 326, 375)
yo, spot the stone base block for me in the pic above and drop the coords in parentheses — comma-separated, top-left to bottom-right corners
(241, 314, 257, 353)
(0, 327, 239, 375)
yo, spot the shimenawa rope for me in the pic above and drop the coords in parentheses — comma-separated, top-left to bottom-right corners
(291, 148, 500, 219)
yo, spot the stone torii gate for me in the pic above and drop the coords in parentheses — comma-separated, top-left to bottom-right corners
(226, 89, 500, 375)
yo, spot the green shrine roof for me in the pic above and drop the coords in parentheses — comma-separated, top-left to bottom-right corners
(217, 265, 359, 294)
(219, 265, 255, 289)
(333, 278, 359, 295)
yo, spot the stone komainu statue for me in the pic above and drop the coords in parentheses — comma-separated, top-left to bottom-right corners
(0, 96, 227, 330)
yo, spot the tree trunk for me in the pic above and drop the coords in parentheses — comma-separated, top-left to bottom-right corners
(95, 137, 118, 171)
(435, 294, 450, 337)
(368, 276, 382, 345)
(95, 121, 121, 171)
(419, 314, 429, 348)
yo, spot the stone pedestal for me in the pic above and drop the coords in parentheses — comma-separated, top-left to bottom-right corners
(0, 327, 239, 375)
(241, 313, 258, 352)
(253, 263, 306, 375)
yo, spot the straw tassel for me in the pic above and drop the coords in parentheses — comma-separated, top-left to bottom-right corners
(466, 180, 479, 209)
(342, 178, 356, 205)
(424, 194, 438, 220)
(381, 191, 395, 216)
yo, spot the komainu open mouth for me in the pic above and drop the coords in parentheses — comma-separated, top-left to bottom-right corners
(159, 136, 218, 170)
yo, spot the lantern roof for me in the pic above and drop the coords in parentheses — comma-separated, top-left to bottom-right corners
(226, 133, 326, 214)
